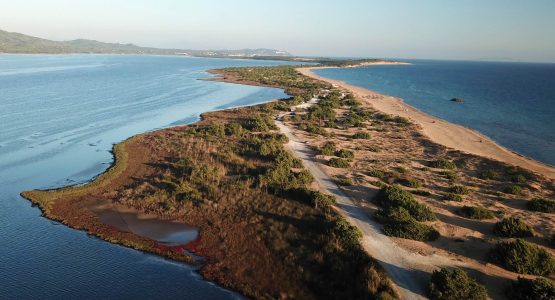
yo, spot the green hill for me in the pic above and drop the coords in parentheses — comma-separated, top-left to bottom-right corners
(0, 29, 291, 57)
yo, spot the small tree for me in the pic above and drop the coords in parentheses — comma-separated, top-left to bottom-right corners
(507, 277, 555, 300)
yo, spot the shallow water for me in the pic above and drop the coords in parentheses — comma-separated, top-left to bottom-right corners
(0, 54, 297, 299)
(315, 60, 555, 166)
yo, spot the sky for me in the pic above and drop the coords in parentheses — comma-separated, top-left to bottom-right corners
(2, 0, 555, 62)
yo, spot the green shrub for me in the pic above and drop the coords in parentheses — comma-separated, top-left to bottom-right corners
(479, 169, 498, 180)
(305, 123, 327, 135)
(494, 217, 534, 238)
(428, 268, 488, 300)
(443, 193, 463, 202)
(504, 184, 523, 195)
(367, 146, 381, 152)
(245, 116, 276, 132)
(441, 171, 458, 182)
(225, 122, 245, 137)
(512, 174, 527, 184)
(450, 185, 469, 195)
(393, 116, 411, 126)
(310, 190, 336, 209)
(328, 158, 351, 168)
(320, 142, 336, 156)
(383, 219, 439, 241)
(398, 177, 423, 188)
(507, 277, 555, 300)
(488, 239, 555, 276)
(432, 159, 457, 170)
(334, 177, 353, 186)
(527, 198, 555, 213)
(335, 149, 354, 159)
(374, 185, 436, 221)
(333, 218, 362, 247)
(352, 132, 371, 139)
(412, 189, 431, 196)
(368, 168, 385, 178)
(456, 206, 495, 220)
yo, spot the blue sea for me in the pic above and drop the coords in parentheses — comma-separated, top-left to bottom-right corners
(315, 60, 555, 166)
(0, 54, 297, 299)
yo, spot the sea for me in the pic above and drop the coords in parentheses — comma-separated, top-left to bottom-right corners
(314, 60, 555, 166)
(0, 54, 296, 299)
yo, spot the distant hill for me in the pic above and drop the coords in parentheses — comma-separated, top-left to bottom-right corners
(0, 29, 292, 57)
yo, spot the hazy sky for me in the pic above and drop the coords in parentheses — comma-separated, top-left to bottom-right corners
(2, 0, 555, 62)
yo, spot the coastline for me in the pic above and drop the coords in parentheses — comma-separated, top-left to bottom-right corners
(298, 66, 555, 180)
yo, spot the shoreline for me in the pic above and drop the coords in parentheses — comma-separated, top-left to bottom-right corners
(298, 66, 555, 180)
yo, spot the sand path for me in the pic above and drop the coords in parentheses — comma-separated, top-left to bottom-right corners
(297, 67, 555, 180)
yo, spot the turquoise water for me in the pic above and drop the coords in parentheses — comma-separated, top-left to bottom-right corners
(0, 55, 297, 299)
(315, 60, 555, 166)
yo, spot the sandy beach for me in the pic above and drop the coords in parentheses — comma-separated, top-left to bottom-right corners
(297, 66, 555, 180)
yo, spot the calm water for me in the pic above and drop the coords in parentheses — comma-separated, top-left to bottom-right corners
(315, 60, 555, 166)
(0, 54, 297, 299)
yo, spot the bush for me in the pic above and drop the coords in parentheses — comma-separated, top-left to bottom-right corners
(352, 132, 371, 139)
(479, 170, 498, 180)
(367, 146, 381, 152)
(527, 198, 555, 213)
(398, 177, 423, 188)
(488, 239, 555, 276)
(443, 193, 463, 202)
(441, 171, 458, 182)
(333, 218, 362, 247)
(412, 189, 431, 196)
(225, 123, 244, 137)
(320, 142, 336, 156)
(504, 184, 523, 195)
(245, 116, 276, 132)
(494, 217, 534, 238)
(335, 149, 354, 159)
(383, 219, 439, 241)
(334, 177, 353, 186)
(328, 158, 351, 168)
(456, 206, 495, 220)
(310, 190, 336, 209)
(432, 159, 457, 170)
(507, 277, 555, 300)
(512, 174, 527, 184)
(450, 185, 469, 195)
(428, 268, 488, 300)
(374, 185, 436, 221)
(368, 168, 385, 178)
(305, 123, 327, 135)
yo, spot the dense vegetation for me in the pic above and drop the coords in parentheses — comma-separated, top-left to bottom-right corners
(428, 268, 488, 300)
(488, 239, 554, 276)
(506, 277, 555, 300)
(373, 185, 439, 241)
(527, 197, 555, 213)
(494, 217, 534, 238)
